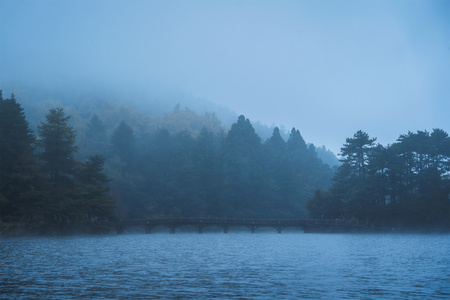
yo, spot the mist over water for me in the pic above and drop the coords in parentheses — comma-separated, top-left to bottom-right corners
(1, 233, 449, 299)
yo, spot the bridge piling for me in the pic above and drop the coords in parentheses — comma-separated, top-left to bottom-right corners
(222, 225, 229, 233)
(275, 226, 283, 233)
(274, 221, 283, 233)
(248, 222, 257, 233)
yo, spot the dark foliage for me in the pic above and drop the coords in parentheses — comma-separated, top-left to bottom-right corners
(106, 114, 334, 219)
(307, 130, 450, 229)
(9, 89, 447, 232)
(0, 92, 41, 221)
(1, 97, 113, 233)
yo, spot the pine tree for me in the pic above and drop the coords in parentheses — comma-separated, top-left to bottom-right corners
(0, 92, 40, 221)
(265, 127, 286, 159)
(37, 107, 78, 225)
(75, 155, 114, 221)
(84, 114, 107, 157)
(340, 130, 377, 177)
(193, 127, 223, 216)
(111, 120, 135, 159)
(286, 128, 307, 159)
(86, 114, 106, 140)
(331, 131, 377, 221)
(222, 115, 264, 217)
(38, 107, 78, 185)
(263, 127, 292, 216)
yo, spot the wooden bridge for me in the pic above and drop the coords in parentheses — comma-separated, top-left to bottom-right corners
(114, 218, 364, 234)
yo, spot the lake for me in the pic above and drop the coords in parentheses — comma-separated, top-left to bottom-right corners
(1, 232, 449, 299)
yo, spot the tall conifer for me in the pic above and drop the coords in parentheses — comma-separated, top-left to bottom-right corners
(0, 92, 40, 220)
(38, 107, 77, 185)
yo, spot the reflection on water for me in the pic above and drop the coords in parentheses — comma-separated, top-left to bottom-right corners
(1, 233, 449, 299)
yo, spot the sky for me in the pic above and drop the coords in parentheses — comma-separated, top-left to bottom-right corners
(0, 0, 449, 153)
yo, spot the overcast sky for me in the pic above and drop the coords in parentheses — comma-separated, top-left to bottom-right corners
(1, 0, 448, 153)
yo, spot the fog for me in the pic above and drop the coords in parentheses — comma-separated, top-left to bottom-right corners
(1, 0, 448, 153)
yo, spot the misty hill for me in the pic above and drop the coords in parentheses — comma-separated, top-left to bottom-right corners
(1, 88, 337, 222)
(4, 83, 340, 166)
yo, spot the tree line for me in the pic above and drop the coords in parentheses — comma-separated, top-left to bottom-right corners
(307, 130, 449, 229)
(1, 91, 334, 233)
(95, 115, 333, 219)
(2, 90, 447, 233)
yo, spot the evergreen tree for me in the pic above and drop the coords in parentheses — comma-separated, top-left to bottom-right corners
(286, 128, 308, 159)
(224, 115, 261, 156)
(340, 130, 377, 177)
(75, 155, 114, 221)
(392, 130, 450, 226)
(284, 128, 315, 217)
(38, 107, 78, 185)
(111, 120, 135, 159)
(193, 127, 224, 216)
(331, 131, 377, 221)
(83, 114, 107, 157)
(222, 115, 264, 217)
(263, 127, 292, 216)
(430, 128, 450, 172)
(265, 127, 286, 160)
(86, 114, 106, 140)
(37, 107, 78, 225)
(0, 92, 40, 220)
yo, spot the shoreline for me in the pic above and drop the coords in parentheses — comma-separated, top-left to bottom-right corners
(1, 222, 448, 238)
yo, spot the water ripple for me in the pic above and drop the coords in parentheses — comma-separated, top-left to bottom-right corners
(1, 233, 449, 299)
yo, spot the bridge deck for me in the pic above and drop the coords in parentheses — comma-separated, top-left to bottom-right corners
(115, 218, 360, 234)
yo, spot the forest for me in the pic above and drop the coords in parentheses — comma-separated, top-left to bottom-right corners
(307, 130, 449, 229)
(1, 90, 448, 233)
(0, 90, 334, 233)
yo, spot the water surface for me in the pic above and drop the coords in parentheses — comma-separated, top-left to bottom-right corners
(1, 233, 449, 299)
